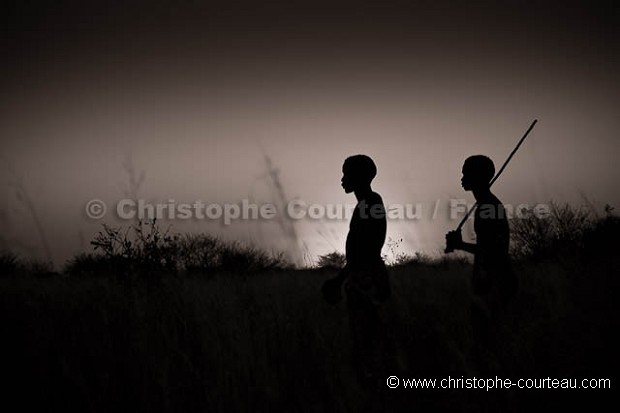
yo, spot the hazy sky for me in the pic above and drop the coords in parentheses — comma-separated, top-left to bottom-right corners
(1, 0, 619, 266)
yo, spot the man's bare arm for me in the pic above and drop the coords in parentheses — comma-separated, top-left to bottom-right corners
(445, 230, 476, 254)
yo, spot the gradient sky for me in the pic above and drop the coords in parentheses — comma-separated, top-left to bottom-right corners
(1, 0, 619, 266)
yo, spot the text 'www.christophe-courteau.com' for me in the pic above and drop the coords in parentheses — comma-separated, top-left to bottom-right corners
(386, 376, 611, 391)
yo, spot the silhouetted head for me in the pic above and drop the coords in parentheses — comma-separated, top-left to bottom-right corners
(341, 155, 377, 193)
(461, 155, 495, 191)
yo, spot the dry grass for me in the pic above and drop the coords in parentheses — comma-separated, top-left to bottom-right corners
(0, 207, 617, 412)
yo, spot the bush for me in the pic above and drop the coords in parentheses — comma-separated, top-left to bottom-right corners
(90, 219, 181, 271)
(66, 220, 289, 276)
(64, 253, 127, 277)
(20, 258, 56, 277)
(583, 207, 620, 256)
(510, 201, 614, 259)
(180, 233, 288, 274)
(316, 251, 346, 269)
(0, 250, 18, 276)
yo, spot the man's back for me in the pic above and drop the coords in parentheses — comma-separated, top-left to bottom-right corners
(473, 193, 515, 297)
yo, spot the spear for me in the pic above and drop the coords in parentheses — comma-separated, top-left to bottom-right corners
(445, 119, 538, 253)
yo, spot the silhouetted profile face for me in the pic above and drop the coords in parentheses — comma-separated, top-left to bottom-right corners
(341, 155, 377, 193)
(461, 155, 495, 191)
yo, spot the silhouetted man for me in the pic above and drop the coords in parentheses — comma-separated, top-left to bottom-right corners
(321, 154, 390, 394)
(445, 155, 517, 370)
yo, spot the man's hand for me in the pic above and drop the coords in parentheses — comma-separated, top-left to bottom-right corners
(321, 276, 344, 305)
(445, 229, 463, 253)
(321, 270, 346, 305)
